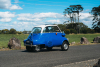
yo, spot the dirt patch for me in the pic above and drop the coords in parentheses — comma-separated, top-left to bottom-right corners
(0, 46, 26, 51)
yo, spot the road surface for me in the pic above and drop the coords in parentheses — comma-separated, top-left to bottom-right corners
(0, 44, 100, 67)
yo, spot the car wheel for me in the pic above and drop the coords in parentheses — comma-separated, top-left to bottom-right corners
(61, 41, 69, 51)
(34, 45, 40, 52)
(47, 47, 52, 51)
(26, 46, 32, 52)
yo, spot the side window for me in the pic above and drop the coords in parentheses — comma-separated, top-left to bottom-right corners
(43, 26, 60, 33)
(53, 26, 60, 32)
(43, 27, 51, 33)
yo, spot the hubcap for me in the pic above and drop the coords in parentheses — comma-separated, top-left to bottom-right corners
(64, 44, 68, 49)
(35, 45, 40, 51)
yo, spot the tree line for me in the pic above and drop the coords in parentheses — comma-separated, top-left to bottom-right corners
(0, 28, 31, 34)
(58, 23, 96, 34)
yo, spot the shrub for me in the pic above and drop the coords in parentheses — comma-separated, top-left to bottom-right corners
(9, 28, 17, 34)
(70, 29, 77, 34)
(64, 29, 70, 34)
(17, 31, 22, 34)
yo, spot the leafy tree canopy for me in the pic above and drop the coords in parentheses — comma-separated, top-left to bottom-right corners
(63, 5, 83, 23)
(90, 5, 100, 28)
(9, 28, 17, 34)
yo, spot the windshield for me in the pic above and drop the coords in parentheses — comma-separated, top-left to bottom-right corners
(31, 27, 41, 33)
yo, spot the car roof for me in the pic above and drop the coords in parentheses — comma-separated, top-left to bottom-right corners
(33, 24, 61, 33)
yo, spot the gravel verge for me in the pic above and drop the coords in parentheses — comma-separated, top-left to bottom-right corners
(55, 58, 99, 67)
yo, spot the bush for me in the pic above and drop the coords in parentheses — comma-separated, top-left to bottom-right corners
(2, 29, 9, 34)
(91, 29, 95, 33)
(17, 31, 22, 34)
(64, 29, 70, 34)
(9, 28, 17, 34)
(70, 29, 77, 34)
(0, 30, 2, 34)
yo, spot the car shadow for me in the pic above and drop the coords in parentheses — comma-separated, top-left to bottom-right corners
(21, 48, 62, 53)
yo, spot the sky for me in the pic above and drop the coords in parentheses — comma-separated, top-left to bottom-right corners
(0, 0, 100, 31)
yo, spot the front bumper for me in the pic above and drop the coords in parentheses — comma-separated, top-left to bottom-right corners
(24, 43, 37, 47)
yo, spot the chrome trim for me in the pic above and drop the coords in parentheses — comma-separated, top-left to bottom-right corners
(24, 44, 37, 47)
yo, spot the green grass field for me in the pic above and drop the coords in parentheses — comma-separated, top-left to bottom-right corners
(0, 33, 100, 48)
(0, 34, 28, 48)
(65, 33, 100, 43)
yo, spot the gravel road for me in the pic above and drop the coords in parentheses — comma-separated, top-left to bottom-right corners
(0, 44, 100, 67)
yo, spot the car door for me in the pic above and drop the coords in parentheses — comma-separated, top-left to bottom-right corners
(43, 26, 62, 47)
(50, 26, 62, 46)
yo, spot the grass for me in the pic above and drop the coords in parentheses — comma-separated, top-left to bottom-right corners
(65, 33, 100, 43)
(0, 34, 28, 48)
(0, 33, 100, 49)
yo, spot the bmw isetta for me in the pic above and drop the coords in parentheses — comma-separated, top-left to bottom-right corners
(23, 25, 70, 51)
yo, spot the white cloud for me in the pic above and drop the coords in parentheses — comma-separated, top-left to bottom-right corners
(11, 22, 38, 31)
(17, 12, 64, 22)
(0, 12, 94, 31)
(46, 20, 61, 24)
(17, 17, 42, 22)
(0, 0, 22, 10)
(79, 13, 93, 27)
(0, 12, 15, 18)
(80, 13, 93, 20)
(0, 0, 11, 9)
(0, 18, 12, 22)
(0, 11, 16, 22)
(9, 5, 22, 10)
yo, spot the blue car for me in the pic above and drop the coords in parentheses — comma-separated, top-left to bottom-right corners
(23, 25, 70, 51)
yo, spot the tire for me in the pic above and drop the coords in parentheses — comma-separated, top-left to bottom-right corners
(61, 41, 69, 51)
(47, 47, 52, 51)
(26, 46, 32, 52)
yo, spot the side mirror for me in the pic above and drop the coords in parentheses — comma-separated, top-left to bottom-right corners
(62, 31, 65, 37)
(31, 33, 32, 35)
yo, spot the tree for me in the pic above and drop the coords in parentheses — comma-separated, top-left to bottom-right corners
(2, 29, 9, 34)
(63, 7, 73, 23)
(90, 5, 100, 29)
(9, 28, 17, 34)
(70, 29, 77, 34)
(66, 22, 88, 33)
(0, 30, 2, 34)
(17, 31, 22, 34)
(58, 24, 66, 31)
(64, 29, 70, 34)
(94, 26, 100, 33)
(63, 5, 83, 23)
(70, 5, 83, 22)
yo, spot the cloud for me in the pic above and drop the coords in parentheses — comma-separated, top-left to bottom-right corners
(0, 11, 16, 18)
(78, 13, 93, 27)
(17, 12, 64, 22)
(0, 0, 11, 9)
(0, 18, 12, 22)
(0, 12, 94, 31)
(0, 11, 16, 22)
(9, 5, 23, 10)
(11, 22, 38, 31)
(46, 20, 61, 24)
(0, 0, 22, 10)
